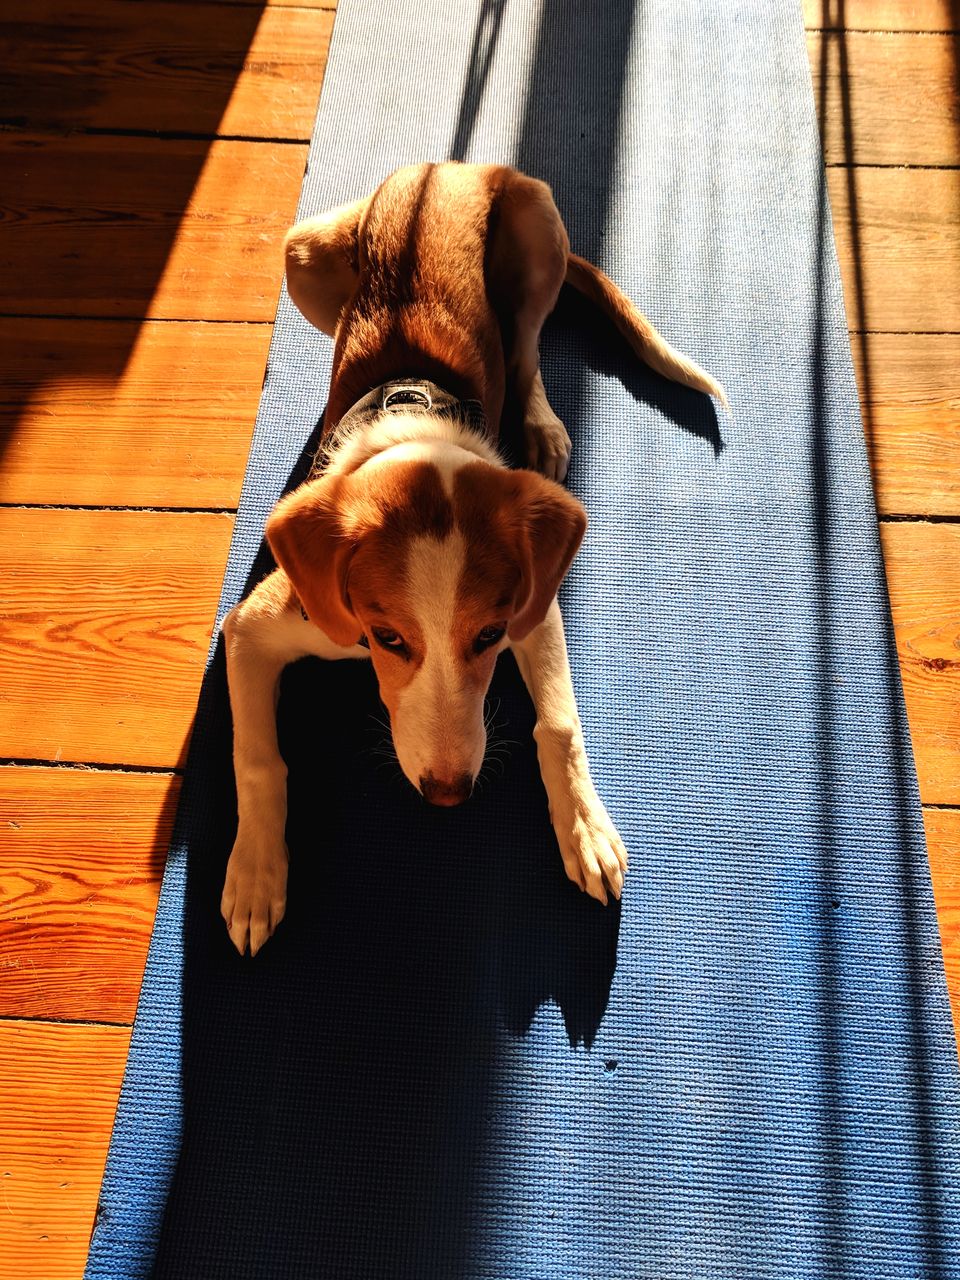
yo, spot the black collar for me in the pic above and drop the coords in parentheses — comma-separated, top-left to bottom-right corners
(311, 378, 487, 479)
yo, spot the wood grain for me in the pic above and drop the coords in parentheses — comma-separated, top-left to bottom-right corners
(0, 2, 333, 139)
(4, 139, 955, 332)
(215, 0, 336, 7)
(924, 806, 960, 1050)
(852, 333, 960, 516)
(0, 319, 271, 508)
(810, 31, 960, 166)
(0, 1020, 129, 1277)
(803, 0, 958, 30)
(0, 767, 175, 1024)
(880, 522, 960, 806)
(0, 509, 233, 768)
(7, 316, 955, 516)
(828, 166, 960, 333)
(0, 134, 306, 320)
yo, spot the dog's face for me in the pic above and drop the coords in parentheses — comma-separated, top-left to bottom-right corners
(267, 446, 586, 805)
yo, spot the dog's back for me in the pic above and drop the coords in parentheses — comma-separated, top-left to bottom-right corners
(327, 163, 508, 427)
(290, 159, 727, 439)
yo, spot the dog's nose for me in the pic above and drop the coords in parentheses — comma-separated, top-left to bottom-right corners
(420, 772, 474, 807)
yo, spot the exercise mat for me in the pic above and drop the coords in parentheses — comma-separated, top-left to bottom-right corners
(85, 1, 960, 1276)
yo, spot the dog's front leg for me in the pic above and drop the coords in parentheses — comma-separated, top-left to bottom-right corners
(510, 598, 627, 904)
(220, 569, 368, 955)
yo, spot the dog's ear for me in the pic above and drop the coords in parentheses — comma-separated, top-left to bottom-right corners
(265, 476, 362, 646)
(507, 472, 587, 641)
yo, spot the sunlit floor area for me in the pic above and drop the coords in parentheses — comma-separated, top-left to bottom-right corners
(0, 0, 958, 1274)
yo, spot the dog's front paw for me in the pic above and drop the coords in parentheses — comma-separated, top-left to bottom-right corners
(524, 414, 572, 483)
(553, 793, 628, 906)
(220, 833, 289, 957)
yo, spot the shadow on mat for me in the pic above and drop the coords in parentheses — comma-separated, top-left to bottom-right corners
(152, 420, 620, 1279)
(551, 286, 724, 456)
(507, 0, 722, 455)
(449, 0, 723, 457)
(152, 647, 621, 1280)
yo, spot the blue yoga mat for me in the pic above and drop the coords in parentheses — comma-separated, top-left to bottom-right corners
(86, 2, 960, 1277)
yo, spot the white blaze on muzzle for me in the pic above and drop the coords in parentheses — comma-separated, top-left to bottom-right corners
(392, 528, 487, 793)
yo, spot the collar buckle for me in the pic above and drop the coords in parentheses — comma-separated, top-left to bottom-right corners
(382, 385, 432, 412)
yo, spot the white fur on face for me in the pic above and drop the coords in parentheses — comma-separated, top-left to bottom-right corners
(392, 528, 487, 790)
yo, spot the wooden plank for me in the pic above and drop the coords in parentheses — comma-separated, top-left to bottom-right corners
(852, 333, 960, 517)
(0, 319, 270, 508)
(827, 166, 960, 333)
(880, 522, 960, 806)
(1, 87, 949, 336)
(220, 0, 336, 7)
(5, 142, 954, 333)
(924, 806, 960, 1051)
(0, 2, 332, 140)
(0, 509, 233, 768)
(12, 324, 954, 522)
(0, 134, 306, 320)
(803, 0, 957, 31)
(0, 1020, 129, 1278)
(0, 767, 174, 1024)
(809, 32, 960, 166)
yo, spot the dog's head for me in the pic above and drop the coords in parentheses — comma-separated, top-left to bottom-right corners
(266, 447, 585, 805)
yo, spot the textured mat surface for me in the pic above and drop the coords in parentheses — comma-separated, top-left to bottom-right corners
(86, 1, 960, 1277)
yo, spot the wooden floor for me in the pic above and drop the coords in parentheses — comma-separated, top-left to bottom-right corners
(0, 0, 957, 1274)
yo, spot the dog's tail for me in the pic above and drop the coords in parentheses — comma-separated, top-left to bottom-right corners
(564, 253, 729, 409)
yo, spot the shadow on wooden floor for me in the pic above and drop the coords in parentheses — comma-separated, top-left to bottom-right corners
(0, 0, 267, 454)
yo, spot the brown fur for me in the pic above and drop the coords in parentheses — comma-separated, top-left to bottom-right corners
(269, 456, 585, 653)
(324, 164, 510, 429)
(286, 161, 727, 440)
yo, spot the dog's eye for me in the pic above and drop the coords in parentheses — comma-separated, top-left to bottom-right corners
(473, 624, 506, 654)
(372, 628, 407, 654)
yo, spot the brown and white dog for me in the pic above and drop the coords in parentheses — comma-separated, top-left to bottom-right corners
(220, 162, 725, 957)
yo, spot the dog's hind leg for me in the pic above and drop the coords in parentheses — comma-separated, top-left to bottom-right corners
(284, 196, 368, 337)
(489, 176, 572, 482)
